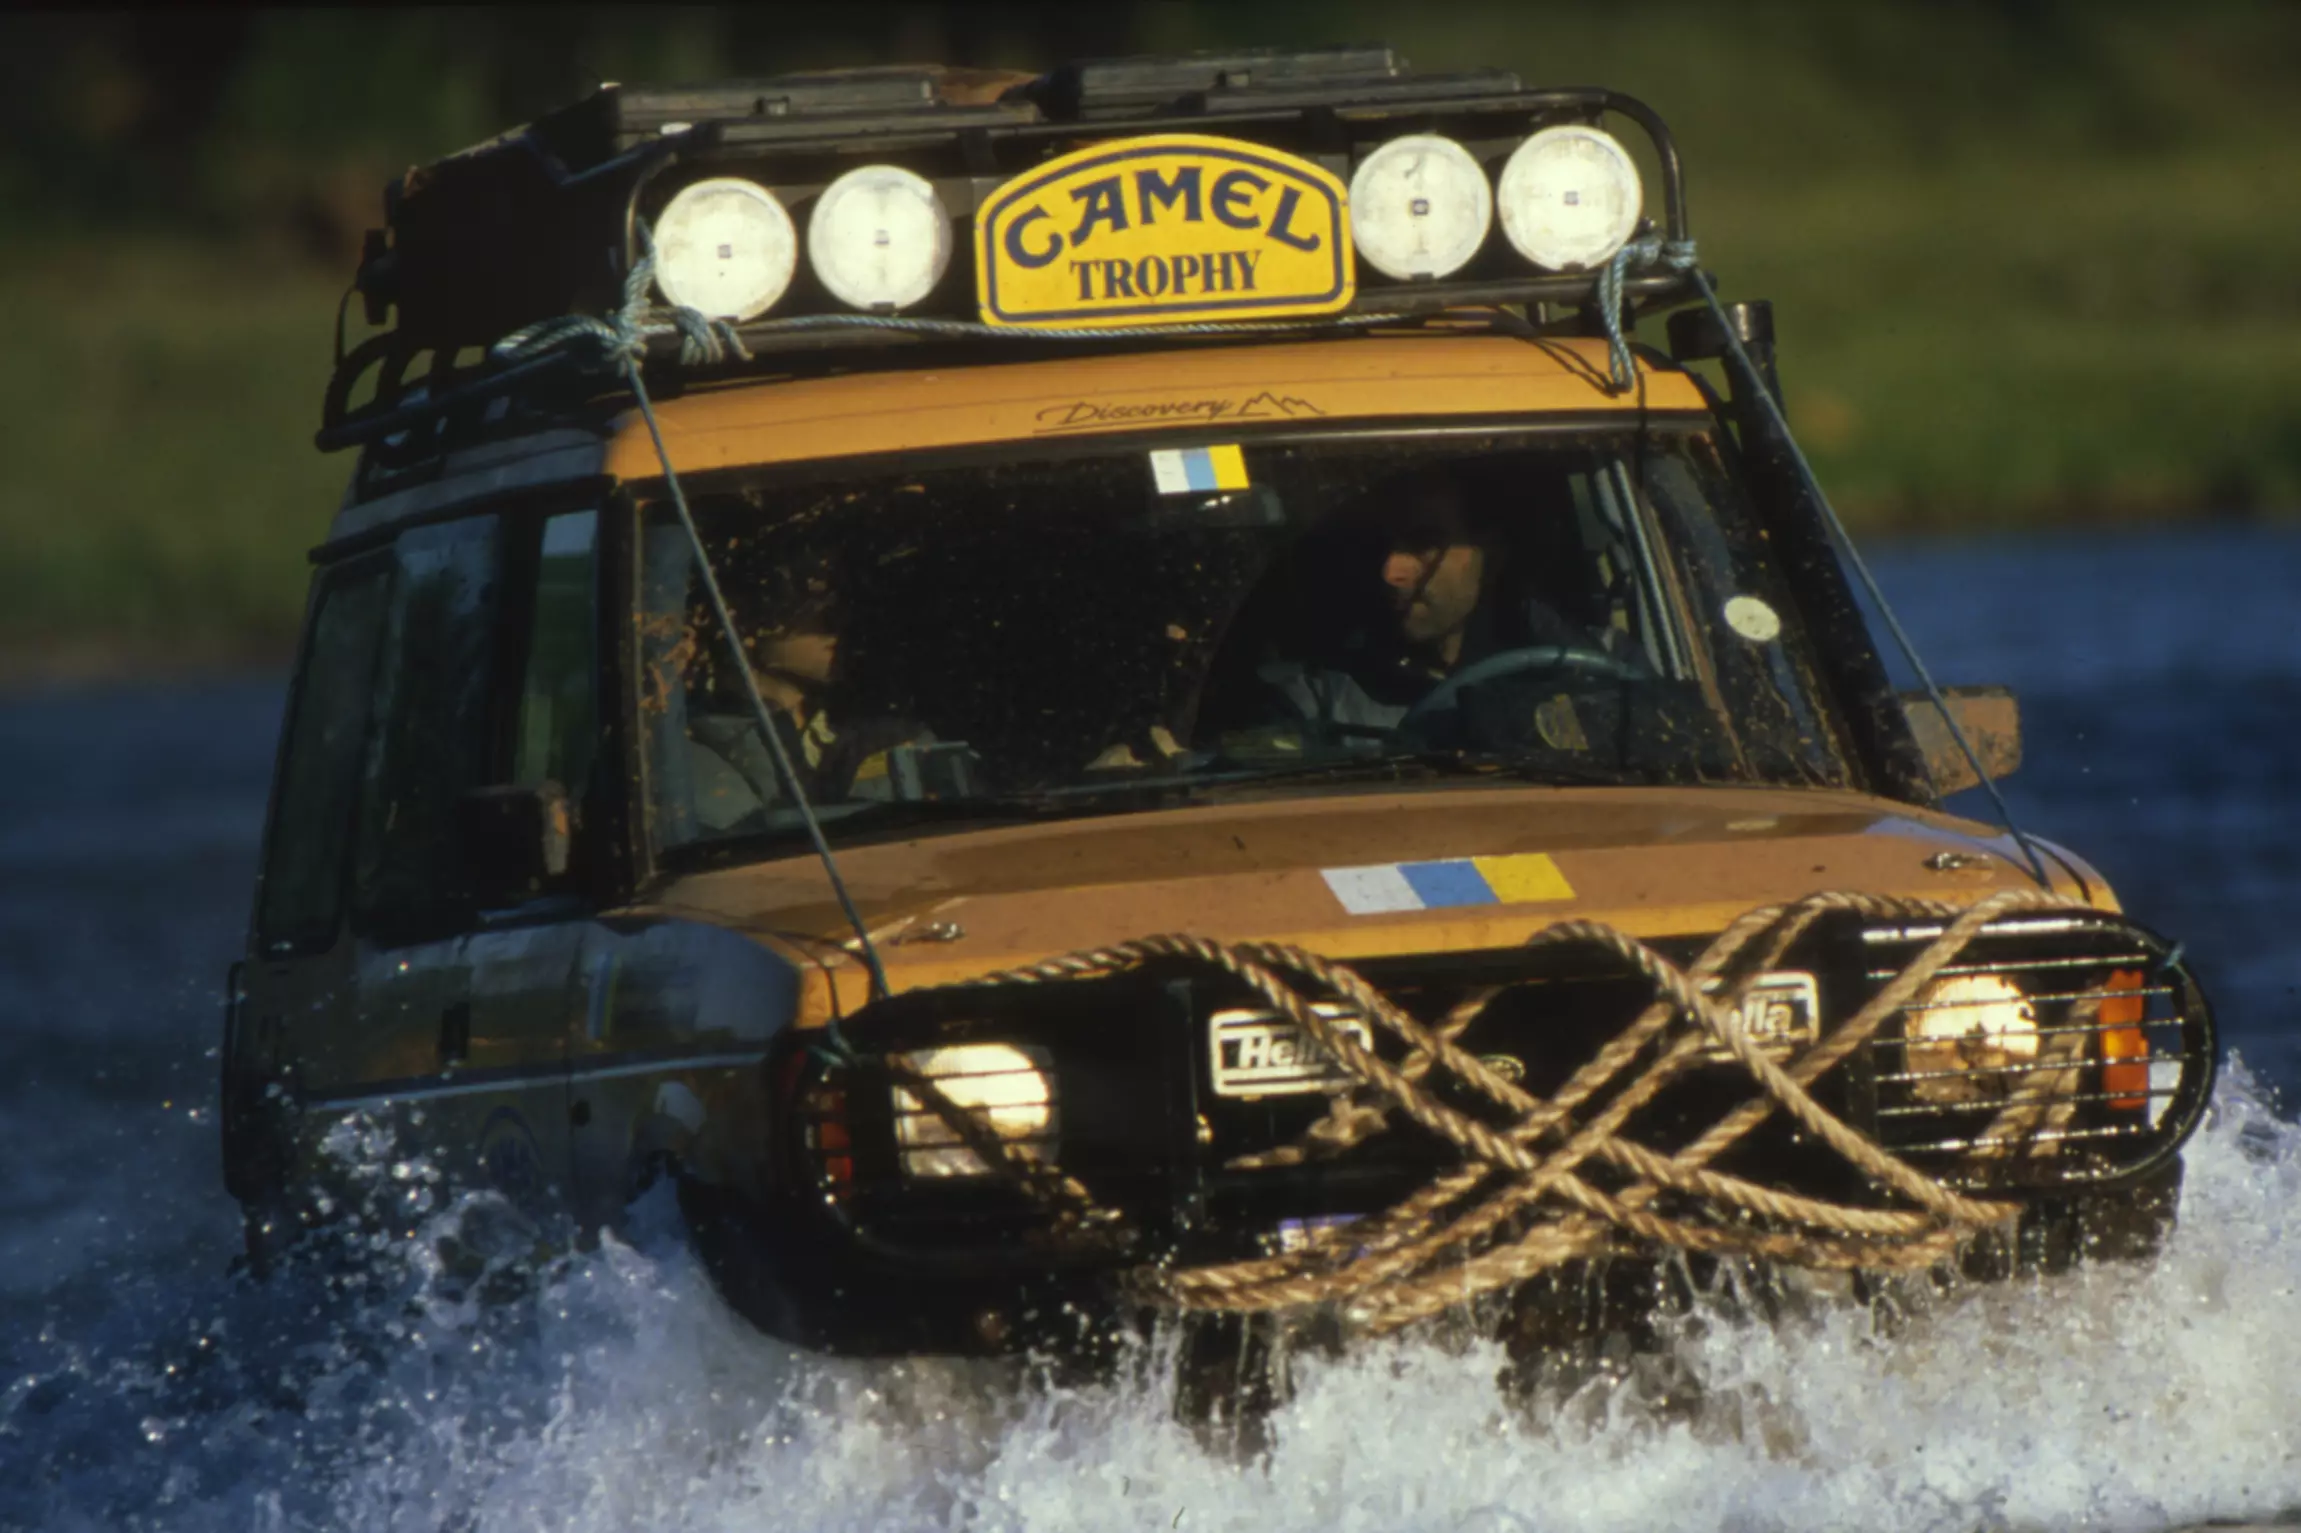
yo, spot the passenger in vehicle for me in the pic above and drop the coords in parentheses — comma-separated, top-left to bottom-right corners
(1245, 470, 1609, 750)
(684, 555, 933, 829)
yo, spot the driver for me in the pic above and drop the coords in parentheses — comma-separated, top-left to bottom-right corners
(1252, 470, 1604, 750)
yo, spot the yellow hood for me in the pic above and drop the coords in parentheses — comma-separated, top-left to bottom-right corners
(641, 783, 2099, 993)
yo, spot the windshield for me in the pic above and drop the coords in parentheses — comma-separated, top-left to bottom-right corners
(635, 425, 1850, 858)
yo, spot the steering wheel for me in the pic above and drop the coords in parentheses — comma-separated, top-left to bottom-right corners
(1395, 644, 1642, 737)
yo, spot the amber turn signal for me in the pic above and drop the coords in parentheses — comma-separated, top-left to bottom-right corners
(2099, 969, 2150, 1110)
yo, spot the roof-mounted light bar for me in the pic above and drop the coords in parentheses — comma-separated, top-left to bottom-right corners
(653, 176, 797, 321)
(1347, 125, 1647, 280)
(324, 74, 1698, 449)
(1349, 134, 1491, 282)
(1498, 125, 1644, 273)
(809, 164, 952, 312)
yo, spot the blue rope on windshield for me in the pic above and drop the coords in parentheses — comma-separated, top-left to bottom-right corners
(495, 232, 891, 1029)
(499, 295, 1411, 355)
(492, 239, 753, 369)
(1598, 233, 1700, 392)
(1596, 233, 2050, 885)
(718, 310, 1411, 342)
(1667, 261, 2057, 889)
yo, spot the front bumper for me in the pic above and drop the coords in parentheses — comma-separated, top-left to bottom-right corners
(727, 903, 2214, 1353)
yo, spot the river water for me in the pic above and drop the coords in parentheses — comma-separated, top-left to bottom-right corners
(1, 525, 2296, 1531)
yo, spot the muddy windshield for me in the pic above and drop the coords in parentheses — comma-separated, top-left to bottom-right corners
(635, 426, 1849, 858)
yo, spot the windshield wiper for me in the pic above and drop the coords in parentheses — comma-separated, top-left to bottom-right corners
(795, 793, 1116, 833)
(1192, 750, 1656, 792)
(688, 753, 1667, 865)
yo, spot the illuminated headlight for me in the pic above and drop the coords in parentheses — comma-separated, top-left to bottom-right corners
(652, 176, 798, 320)
(808, 164, 952, 311)
(1349, 134, 1492, 281)
(1496, 125, 1643, 272)
(1902, 973, 2040, 1104)
(891, 1042, 1057, 1178)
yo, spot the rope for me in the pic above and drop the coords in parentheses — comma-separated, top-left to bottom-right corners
(718, 310, 1415, 344)
(489, 257, 1411, 359)
(854, 889, 2099, 1334)
(1678, 265, 2057, 887)
(492, 232, 892, 1010)
(1598, 233, 1700, 392)
(491, 234, 753, 370)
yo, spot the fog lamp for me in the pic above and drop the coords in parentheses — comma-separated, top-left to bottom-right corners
(891, 1042, 1057, 1178)
(652, 177, 798, 321)
(808, 164, 952, 311)
(1349, 134, 1492, 281)
(1496, 125, 1643, 272)
(1903, 973, 2040, 1104)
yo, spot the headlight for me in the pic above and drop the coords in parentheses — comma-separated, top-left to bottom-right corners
(1902, 973, 2040, 1103)
(808, 163, 952, 312)
(1349, 134, 1492, 281)
(1495, 125, 1643, 272)
(652, 176, 798, 320)
(890, 1042, 1057, 1178)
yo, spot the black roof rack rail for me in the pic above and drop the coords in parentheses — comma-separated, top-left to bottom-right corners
(1017, 45, 1392, 118)
(530, 67, 1038, 165)
(1012, 46, 1534, 122)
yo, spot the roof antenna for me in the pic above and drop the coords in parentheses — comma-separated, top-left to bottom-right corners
(1682, 267, 2056, 890)
(489, 225, 896, 1004)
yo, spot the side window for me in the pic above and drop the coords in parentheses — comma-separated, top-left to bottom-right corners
(353, 516, 504, 937)
(256, 558, 394, 953)
(513, 508, 600, 803)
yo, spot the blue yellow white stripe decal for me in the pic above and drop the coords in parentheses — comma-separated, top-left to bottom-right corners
(1321, 853, 1575, 915)
(1150, 444, 1249, 494)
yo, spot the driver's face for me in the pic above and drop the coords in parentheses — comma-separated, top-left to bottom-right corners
(1383, 541, 1484, 650)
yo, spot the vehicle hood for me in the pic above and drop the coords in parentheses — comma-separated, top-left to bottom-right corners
(642, 784, 2098, 989)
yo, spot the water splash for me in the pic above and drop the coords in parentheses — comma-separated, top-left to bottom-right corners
(8, 1068, 2301, 1533)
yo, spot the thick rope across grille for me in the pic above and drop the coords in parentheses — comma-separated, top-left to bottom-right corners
(868, 889, 2091, 1334)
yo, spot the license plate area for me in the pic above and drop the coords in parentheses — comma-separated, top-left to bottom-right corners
(1701, 971, 1821, 1060)
(1208, 1003, 1371, 1099)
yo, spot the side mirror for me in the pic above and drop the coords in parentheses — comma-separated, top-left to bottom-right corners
(1898, 687, 2021, 796)
(457, 781, 573, 906)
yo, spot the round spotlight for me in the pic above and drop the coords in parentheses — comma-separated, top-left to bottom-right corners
(652, 177, 798, 321)
(1904, 973, 2041, 1104)
(1349, 134, 1492, 281)
(1496, 126, 1643, 272)
(808, 164, 952, 312)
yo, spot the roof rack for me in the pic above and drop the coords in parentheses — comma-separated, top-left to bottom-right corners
(321, 47, 1697, 453)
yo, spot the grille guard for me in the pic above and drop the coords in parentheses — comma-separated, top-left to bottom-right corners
(780, 900, 2218, 1289)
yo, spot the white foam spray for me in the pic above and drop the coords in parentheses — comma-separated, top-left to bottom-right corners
(11, 1067, 2301, 1533)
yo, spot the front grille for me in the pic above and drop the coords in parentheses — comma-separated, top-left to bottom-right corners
(1855, 913, 2215, 1190)
(798, 908, 2217, 1269)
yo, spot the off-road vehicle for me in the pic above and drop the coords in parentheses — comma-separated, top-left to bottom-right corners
(222, 48, 2215, 1361)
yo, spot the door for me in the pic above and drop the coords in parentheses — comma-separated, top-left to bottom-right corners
(241, 503, 621, 1244)
(350, 508, 640, 1236)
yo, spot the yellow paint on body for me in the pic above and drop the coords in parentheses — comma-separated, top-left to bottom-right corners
(1473, 852, 1576, 904)
(605, 336, 1703, 482)
(975, 133, 1355, 329)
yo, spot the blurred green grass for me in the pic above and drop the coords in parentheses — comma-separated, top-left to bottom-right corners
(0, 242, 345, 670)
(1711, 145, 2301, 528)
(4, 3, 2297, 667)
